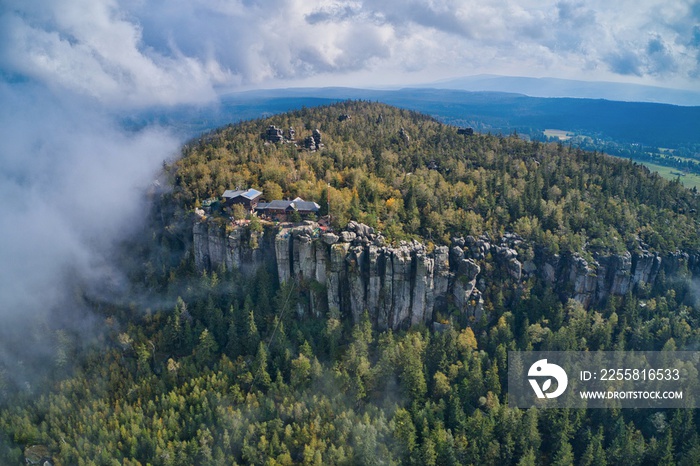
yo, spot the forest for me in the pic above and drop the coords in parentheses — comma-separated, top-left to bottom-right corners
(2, 101, 700, 465)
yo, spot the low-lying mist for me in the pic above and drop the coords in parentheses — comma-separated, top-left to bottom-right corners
(0, 81, 182, 390)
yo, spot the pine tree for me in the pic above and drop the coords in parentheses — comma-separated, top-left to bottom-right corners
(195, 328, 219, 366)
(163, 311, 182, 353)
(516, 448, 537, 466)
(243, 310, 260, 355)
(392, 408, 416, 461)
(657, 431, 676, 466)
(253, 342, 272, 389)
(485, 361, 501, 396)
(551, 439, 574, 466)
(420, 427, 438, 466)
(580, 427, 606, 466)
(225, 306, 242, 358)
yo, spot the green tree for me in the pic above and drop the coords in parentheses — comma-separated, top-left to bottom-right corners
(263, 180, 284, 202)
(551, 439, 574, 466)
(243, 309, 260, 355)
(517, 448, 537, 466)
(580, 427, 606, 466)
(392, 408, 416, 461)
(232, 203, 247, 220)
(290, 353, 311, 389)
(253, 342, 272, 389)
(289, 209, 302, 223)
(195, 328, 218, 366)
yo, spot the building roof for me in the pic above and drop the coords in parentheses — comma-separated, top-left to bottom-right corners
(223, 189, 244, 198)
(223, 188, 262, 200)
(293, 200, 320, 212)
(257, 200, 294, 210)
(255, 198, 320, 213)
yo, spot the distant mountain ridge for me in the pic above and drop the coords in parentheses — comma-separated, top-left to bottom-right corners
(424, 75, 700, 106)
(130, 87, 700, 151)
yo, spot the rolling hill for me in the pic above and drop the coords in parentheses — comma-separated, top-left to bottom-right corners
(129, 87, 700, 151)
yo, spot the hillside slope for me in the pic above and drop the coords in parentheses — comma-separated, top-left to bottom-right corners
(4, 101, 700, 465)
(178, 101, 700, 332)
(129, 87, 700, 149)
(171, 100, 700, 253)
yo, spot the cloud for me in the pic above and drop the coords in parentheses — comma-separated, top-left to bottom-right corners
(125, 0, 398, 83)
(0, 79, 180, 386)
(298, 0, 698, 87)
(605, 50, 644, 76)
(0, 0, 225, 107)
(603, 34, 682, 78)
(3, 0, 699, 98)
(550, 1, 599, 53)
(646, 36, 678, 74)
(691, 26, 700, 48)
(305, 1, 366, 24)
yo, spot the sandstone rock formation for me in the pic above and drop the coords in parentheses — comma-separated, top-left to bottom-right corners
(265, 125, 284, 143)
(193, 221, 265, 271)
(194, 219, 698, 330)
(312, 129, 322, 147)
(303, 136, 316, 151)
(457, 127, 474, 136)
(194, 220, 485, 329)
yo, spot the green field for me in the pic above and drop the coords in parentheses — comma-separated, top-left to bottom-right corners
(544, 129, 573, 140)
(640, 161, 700, 190)
(663, 152, 700, 164)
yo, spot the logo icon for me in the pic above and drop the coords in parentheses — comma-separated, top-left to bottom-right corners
(528, 359, 568, 399)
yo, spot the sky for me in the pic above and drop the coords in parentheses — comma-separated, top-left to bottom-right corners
(0, 0, 699, 377)
(1, 0, 699, 106)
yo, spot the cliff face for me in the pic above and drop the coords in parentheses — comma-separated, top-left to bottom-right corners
(193, 222, 267, 271)
(193, 220, 698, 329)
(268, 221, 484, 330)
(561, 249, 698, 307)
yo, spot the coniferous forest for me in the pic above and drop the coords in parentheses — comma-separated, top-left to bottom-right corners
(3, 101, 700, 465)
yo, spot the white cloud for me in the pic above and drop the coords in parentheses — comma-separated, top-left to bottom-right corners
(0, 82, 179, 313)
(0, 0, 225, 107)
(0, 80, 181, 382)
(3, 0, 698, 99)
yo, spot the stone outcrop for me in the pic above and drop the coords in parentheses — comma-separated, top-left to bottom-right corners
(311, 224, 485, 329)
(265, 125, 284, 143)
(303, 129, 324, 151)
(193, 221, 265, 271)
(194, 220, 485, 329)
(454, 232, 682, 308)
(457, 127, 474, 136)
(303, 136, 316, 151)
(530, 247, 680, 307)
(569, 255, 598, 307)
(275, 231, 292, 283)
(194, 219, 700, 330)
(632, 251, 662, 285)
(399, 127, 410, 144)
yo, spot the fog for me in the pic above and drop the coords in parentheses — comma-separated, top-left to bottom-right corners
(0, 0, 225, 387)
(0, 81, 181, 385)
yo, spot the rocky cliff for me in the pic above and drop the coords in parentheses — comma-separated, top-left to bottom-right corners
(193, 219, 699, 329)
(193, 221, 268, 271)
